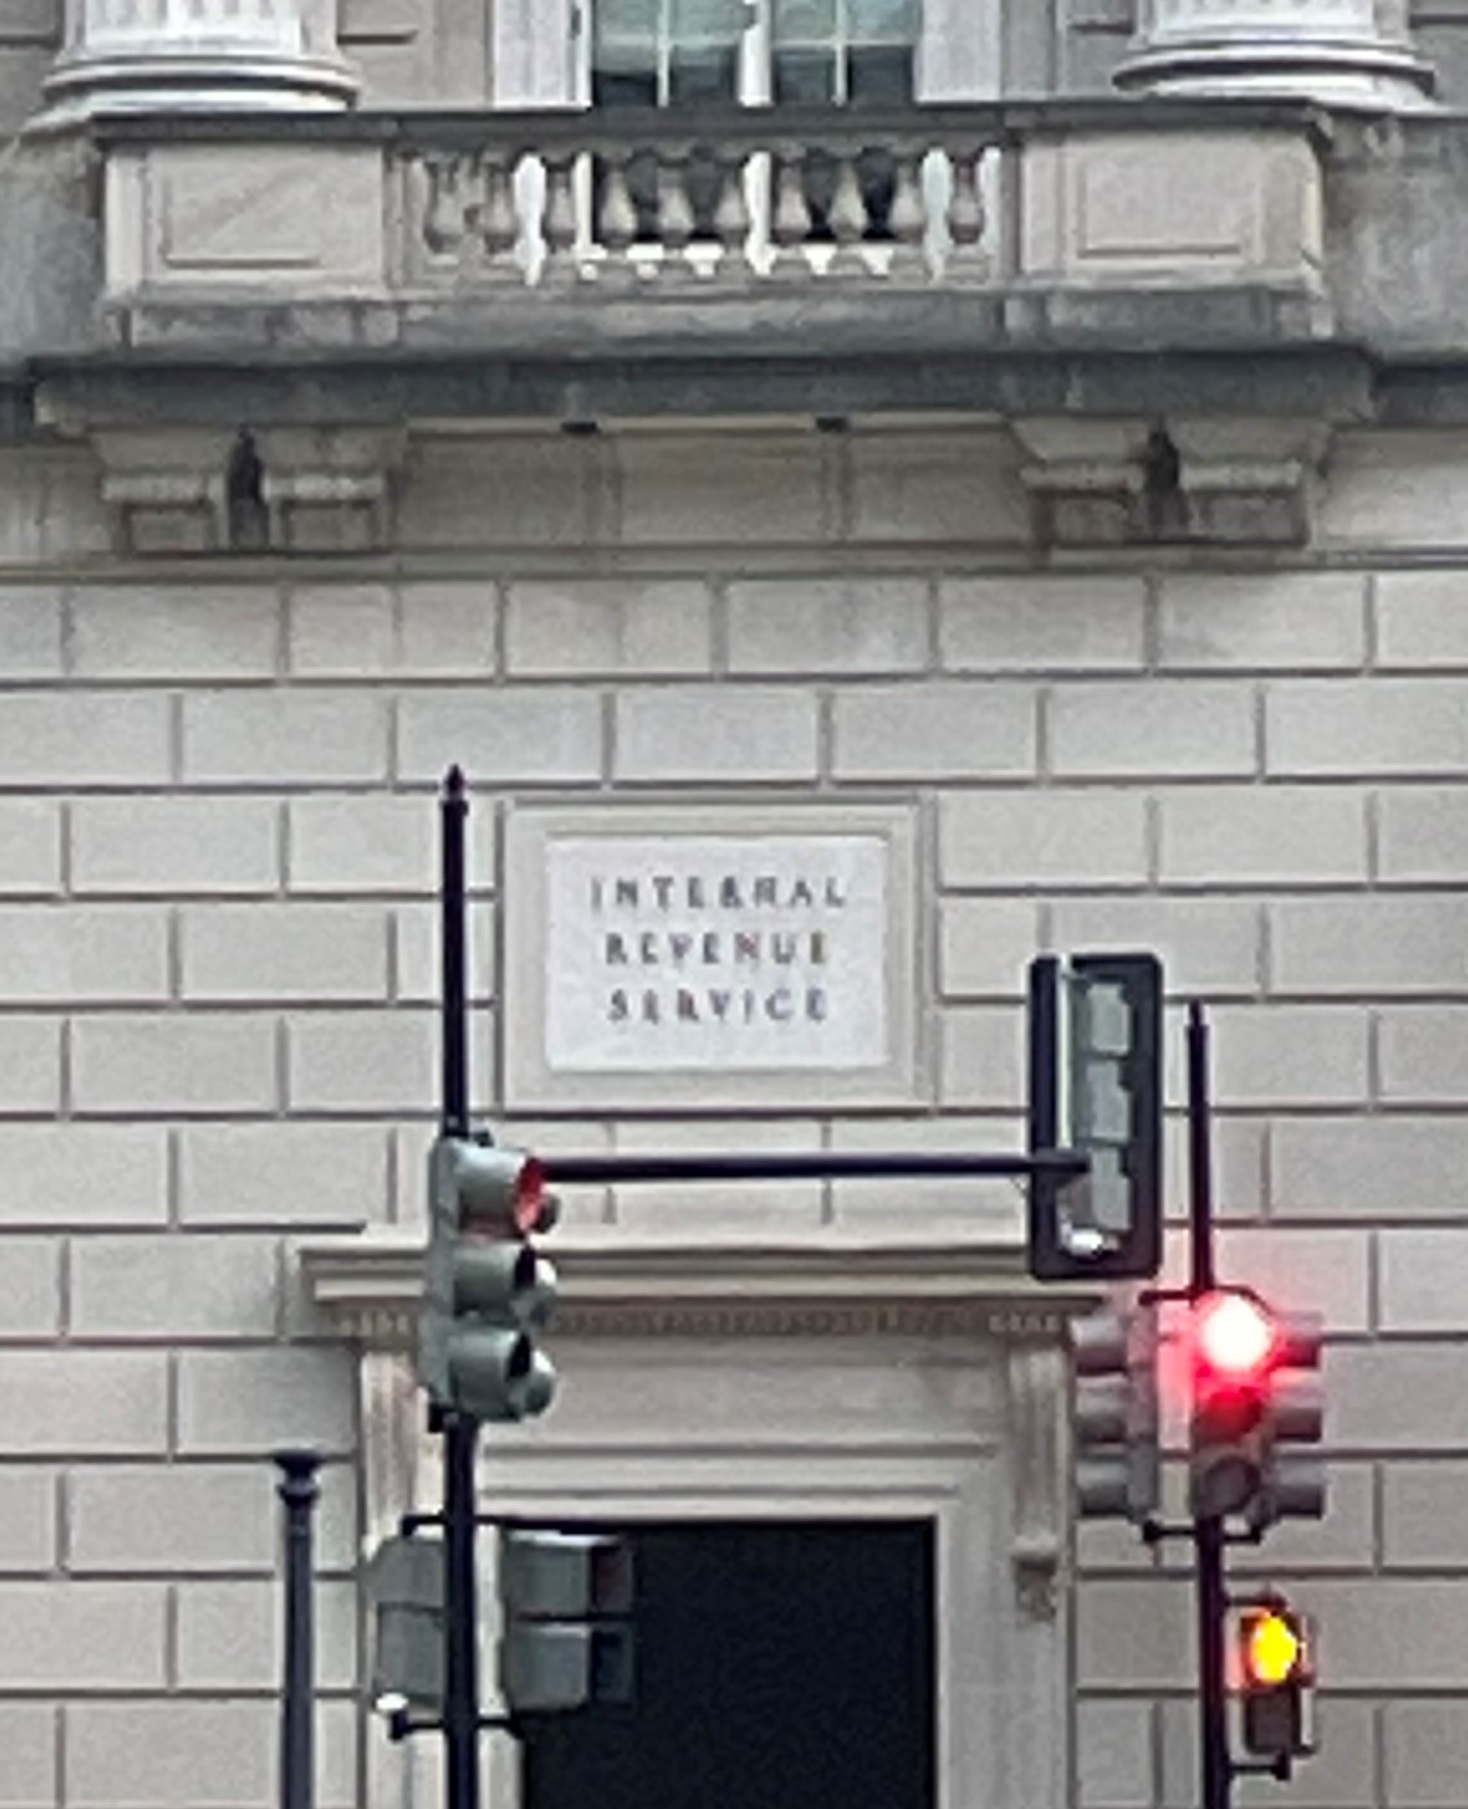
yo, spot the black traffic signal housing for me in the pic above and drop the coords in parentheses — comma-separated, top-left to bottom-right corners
(1188, 1288, 1276, 1519)
(498, 1528, 635, 1716)
(368, 1532, 445, 1725)
(1070, 1302, 1161, 1522)
(418, 1134, 560, 1423)
(1188, 1289, 1329, 1528)
(1028, 953, 1163, 1282)
(1238, 1602, 1315, 1762)
(1254, 1312, 1327, 1531)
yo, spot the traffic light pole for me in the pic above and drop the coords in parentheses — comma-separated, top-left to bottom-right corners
(439, 767, 481, 1809)
(1187, 1001, 1232, 1809)
(419, 768, 1121, 1804)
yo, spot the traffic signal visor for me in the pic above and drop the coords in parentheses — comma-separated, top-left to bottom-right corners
(450, 1142, 558, 1238)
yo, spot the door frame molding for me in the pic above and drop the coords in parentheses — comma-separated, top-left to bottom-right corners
(302, 1229, 1094, 1809)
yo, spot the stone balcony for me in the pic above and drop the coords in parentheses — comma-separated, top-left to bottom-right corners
(83, 96, 1333, 381)
(6, 93, 1468, 553)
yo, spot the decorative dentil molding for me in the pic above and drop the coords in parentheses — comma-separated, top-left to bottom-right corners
(302, 1229, 1098, 1620)
(1013, 414, 1332, 549)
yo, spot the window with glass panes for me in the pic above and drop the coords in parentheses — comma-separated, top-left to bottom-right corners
(589, 0, 917, 239)
(771, 0, 916, 106)
(591, 0, 749, 107)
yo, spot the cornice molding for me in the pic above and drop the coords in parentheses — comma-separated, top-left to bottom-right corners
(299, 1230, 1102, 1347)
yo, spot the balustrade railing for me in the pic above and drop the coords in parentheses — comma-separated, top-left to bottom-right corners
(394, 107, 1008, 289)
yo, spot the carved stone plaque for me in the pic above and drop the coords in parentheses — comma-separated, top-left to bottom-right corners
(503, 804, 921, 1110)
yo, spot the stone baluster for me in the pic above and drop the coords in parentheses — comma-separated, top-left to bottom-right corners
(712, 147, 753, 283)
(540, 153, 581, 287)
(597, 147, 641, 287)
(770, 147, 812, 281)
(827, 149, 870, 278)
(656, 151, 698, 283)
(478, 152, 522, 283)
(943, 145, 987, 281)
(43, 0, 357, 118)
(1116, 0, 1434, 106)
(886, 146, 927, 282)
(422, 154, 468, 259)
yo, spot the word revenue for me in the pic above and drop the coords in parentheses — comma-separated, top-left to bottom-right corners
(603, 928, 829, 968)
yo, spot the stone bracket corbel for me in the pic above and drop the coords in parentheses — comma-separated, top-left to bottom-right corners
(79, 422, 405, 555)
(253, 425, 406, 554)
(1012, 415, 1332, 549)
(1005, 1340, 1067, 1622)
(92, 427, 237, 555)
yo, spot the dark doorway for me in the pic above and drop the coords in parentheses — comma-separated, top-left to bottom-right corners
(523, 1519, 935, 1809)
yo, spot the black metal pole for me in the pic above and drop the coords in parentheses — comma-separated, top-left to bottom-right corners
(441, 765, 469, 1141)
(543, 1149, 1083, 1186)
(440, 766, 480, 1809)
(275, 1448, 321, 1809)
(1187, 1001, 1231, 1809)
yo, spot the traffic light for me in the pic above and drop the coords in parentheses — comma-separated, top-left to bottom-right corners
(1028, 952, 1163, 1282)
(1257, 1311, 1327, 1529)
(1188, 1288, 1277, 1519)
(368, 1533, 444, 1721)
(1188, 1289, 1329, 1526)
(1071, 1302, 1160, 1521)
(418, 1134, 560, 1422)
(498, 1528, 635, 1715)
(1238, 1603, 1314, 1760)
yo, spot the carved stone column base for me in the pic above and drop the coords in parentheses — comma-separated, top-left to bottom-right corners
(40, 53, 358, 123)
(39, 0, 358, 124)
(1115, 3, 1435, 109)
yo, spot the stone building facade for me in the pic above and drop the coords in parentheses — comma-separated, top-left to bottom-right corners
(3, 3, 1468, 1808)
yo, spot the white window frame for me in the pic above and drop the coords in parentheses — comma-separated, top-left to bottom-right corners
(492, 0, 1001, 105)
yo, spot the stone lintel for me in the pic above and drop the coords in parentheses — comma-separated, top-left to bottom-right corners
(300, 1228, 1099, 1348)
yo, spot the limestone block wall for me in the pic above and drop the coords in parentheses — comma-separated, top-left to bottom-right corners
(0, 0, 58, 134)
(0, 418, 1466, 1804)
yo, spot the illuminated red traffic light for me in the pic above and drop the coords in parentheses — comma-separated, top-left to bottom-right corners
(1194, 1290, 1276, 1378)
(1189, 1289, 1279, 1517)
(510, 1157, 548, 1235)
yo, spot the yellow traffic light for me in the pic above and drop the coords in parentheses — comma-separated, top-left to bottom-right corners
(1238, 1605, 1314, 1761)
(1243, 1611, 1301, 1688)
